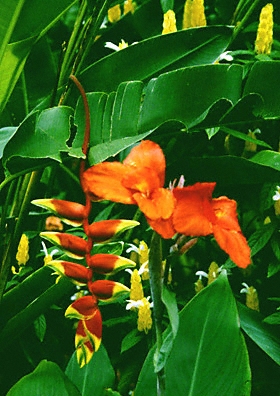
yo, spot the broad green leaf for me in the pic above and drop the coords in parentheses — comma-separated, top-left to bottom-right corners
(7, 360, 81, 396)
(80, 26, 233, 93)
(238, 302, 280, 365)
(138, 64, 243, 133)
(3, 106, 74, 174)
(135, 272, 251, 396)
(65, 344, 115, 396)
(243, 61, 280, 118)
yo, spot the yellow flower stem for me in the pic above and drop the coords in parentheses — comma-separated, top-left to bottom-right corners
(231, 0, 262, 42)
(148, 231, 165, 395)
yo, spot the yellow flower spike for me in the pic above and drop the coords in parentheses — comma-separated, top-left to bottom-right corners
(137, 298, 153, 334)
(16, 234, 29, 266)
(124, 0, 136, 15)
(118, 39, 129, 50)
(255, 3, 273, 55)
(241, 283, 260, 312)
(191, 0, 206, 28)
(207, 261, 220, 285)
(243, 130, 258, 155)
(108, 4, 121, 23)
(183, 0, 206, 29)
(182, 0, 192, 29)
(162, 10, 177, 35)
(130, 269, 144, 301)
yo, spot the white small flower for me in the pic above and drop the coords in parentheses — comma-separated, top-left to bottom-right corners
(216, 51, 234, 62)
(195, 270, 208, 279)
(240, 282, 250, 294)
(272, 186, 280, 201)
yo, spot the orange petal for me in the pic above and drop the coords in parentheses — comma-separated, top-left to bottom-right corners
(122, 166, 162, 194)
(87, 253, 136, 274)
(213, 225, 251, 268)
(146, 216, 176, 239)
(123, 140, 166, 187)
(133, 188, 175, 220)
(82, 162, 135, 204)
(211, 197, 242, 231)
(87, 219, 139, 242)
(173, 183, 216, 236)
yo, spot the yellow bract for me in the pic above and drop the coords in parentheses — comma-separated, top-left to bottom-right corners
(137, 298, 153, 334)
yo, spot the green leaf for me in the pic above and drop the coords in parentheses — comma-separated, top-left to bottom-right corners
(135, 272, 251, 396)
(121, 328, 144, 354)
(34, 314, 47, 342)
(65, 344, 115, 396)
(263, 312, 280, 325)
(0, 0, 77, 114)
(243, 61, 280, 118)
(250, 150, 280, 172)
(80, 26, 233, 93)
(7, 360, 81, 396)
(0, 0, 25, 64)
(0, 127, 17, 158)
(248, 223, 276, 257)
(3, 106, 74, 174)
(238, 302, 280, 365)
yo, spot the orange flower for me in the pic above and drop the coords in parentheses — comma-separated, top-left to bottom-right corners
(82, 141, 176, 238)
(172, 183, 251, 268)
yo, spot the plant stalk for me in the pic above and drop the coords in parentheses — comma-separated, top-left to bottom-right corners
(148, 231, 165, 396)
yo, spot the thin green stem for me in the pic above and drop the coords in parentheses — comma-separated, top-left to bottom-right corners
(58, 0, 89, 87)
(148, 231, 165, 396)
(231, 0, 262, 42)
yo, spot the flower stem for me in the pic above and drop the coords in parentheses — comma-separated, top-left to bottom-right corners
(148, 231, 165, 396)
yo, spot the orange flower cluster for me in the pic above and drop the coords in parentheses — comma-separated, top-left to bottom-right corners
(82, 140, 251, 269)
(32, 199, 138, 367)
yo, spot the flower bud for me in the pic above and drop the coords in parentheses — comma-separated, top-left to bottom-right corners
(87, 219, 139, 242)
(40, 232, 89, 258)
(32, 199, 87, 226)
(87, 253, 135, 274)
(88, 280, 130, 302)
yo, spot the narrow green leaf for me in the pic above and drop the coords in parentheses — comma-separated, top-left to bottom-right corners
(248, 223, 276, 257)
(65, 344, 115, 396)
(238, 302, 280, 365)
(34, 314, 47, 342)
(121, 328, 144, 354)
(0, 0, 25, 64)
(221, 126, 271, 149)
(250, 150, 280, 172)
(7, 360, 81, 396)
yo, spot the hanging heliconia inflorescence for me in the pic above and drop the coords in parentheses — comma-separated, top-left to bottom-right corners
(32, 75, 139, 367)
